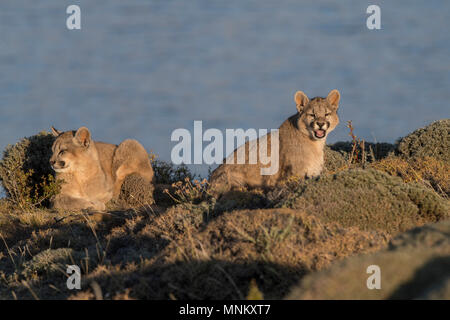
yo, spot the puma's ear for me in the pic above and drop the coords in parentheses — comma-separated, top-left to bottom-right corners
(294, 91, 309, 113)
(327, 89, 340, 110)
(51, 126, 62, 137)
(74, 127, 91, 147)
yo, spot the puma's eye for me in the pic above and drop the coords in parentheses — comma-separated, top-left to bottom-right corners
(325, 113, 331, 117)
(307, 114, 315, 117)
(59, 150, 66, 155)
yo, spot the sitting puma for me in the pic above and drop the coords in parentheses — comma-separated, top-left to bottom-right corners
(49, 126, 154, 211)
(209, 89, 340, 195)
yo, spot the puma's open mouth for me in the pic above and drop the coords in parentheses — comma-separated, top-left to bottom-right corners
(314, 129, 326, 139)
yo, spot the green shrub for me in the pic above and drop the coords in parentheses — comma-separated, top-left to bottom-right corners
(152, 160, 196, 185)
(329, 141, 396, 160)
(275, 169, 449, 234)
(396, 119, 450, 162)
(0, 132, 60, 209)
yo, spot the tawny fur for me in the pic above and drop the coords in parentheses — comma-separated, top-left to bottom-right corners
(49, 126, 154, 211)
(209, 89, 340, 195)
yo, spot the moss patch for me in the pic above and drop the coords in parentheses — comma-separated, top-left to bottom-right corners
(323, 146, 348, 172)
(396, 119, 450, 162)
(286, 219, 450, 300)
(276, 169, 449, 234)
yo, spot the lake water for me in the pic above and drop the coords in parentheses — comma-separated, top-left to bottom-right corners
(0, 0, 449, 177)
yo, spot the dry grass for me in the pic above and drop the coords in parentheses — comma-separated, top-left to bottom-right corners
(163, 178, 211, 207)
(324, 121, 396, 174)
(372, 156, 449, 197)
(0, 205, 389, 300)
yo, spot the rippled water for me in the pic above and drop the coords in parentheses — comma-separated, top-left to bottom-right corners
(0, 0, 449, 176)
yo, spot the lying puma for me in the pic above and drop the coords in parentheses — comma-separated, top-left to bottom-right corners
(209, 89, 340, 195)
(49, 126, 154, 211)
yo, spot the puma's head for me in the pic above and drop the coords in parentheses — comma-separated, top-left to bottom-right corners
(49, 126, 94, 173)
(294, 89, 340, 141)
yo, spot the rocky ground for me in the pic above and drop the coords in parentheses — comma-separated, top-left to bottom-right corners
(0, 119, 448, 299)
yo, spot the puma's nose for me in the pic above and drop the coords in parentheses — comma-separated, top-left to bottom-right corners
(50, 160, 55, 166)
(316, 122, 326, 128)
